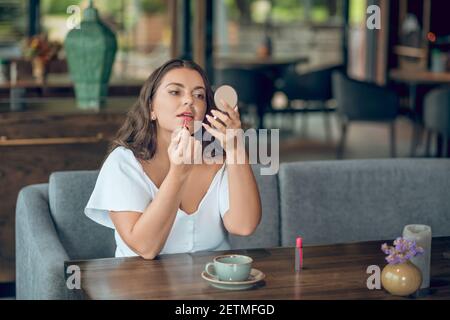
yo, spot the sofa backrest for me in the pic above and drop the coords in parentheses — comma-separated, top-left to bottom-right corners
(49, 170, 115, 259)
(47, 159, 450, 258)
(279, 159, 450, 246)
(228, 165, 280, 249)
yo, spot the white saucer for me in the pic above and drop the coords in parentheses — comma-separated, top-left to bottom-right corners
(201, 268, 265, 290)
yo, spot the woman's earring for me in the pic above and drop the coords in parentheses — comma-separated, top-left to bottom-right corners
(151, 115, 156, 121)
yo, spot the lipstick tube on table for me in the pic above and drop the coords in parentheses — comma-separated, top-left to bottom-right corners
(295, 236, 303, 271)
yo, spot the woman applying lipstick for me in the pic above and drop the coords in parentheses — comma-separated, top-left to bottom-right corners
(85, 59, 262, 259)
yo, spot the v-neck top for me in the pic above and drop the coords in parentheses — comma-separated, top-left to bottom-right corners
(85, 146, 231, 257)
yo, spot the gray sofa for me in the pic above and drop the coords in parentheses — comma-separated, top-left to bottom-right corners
(16, 159, 450, 299)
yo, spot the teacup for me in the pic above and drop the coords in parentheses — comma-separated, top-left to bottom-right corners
(205, 254, 253, 282)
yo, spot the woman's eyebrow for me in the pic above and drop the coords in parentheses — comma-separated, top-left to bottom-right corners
(165, 82, 205, 91)
(165, 82, 184, 88)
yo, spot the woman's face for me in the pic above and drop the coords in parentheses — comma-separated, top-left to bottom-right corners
(151, 67, 207, 134)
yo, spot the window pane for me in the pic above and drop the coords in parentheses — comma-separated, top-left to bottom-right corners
(0, 0, 27, 58)
(41, 0, 171, 79)
(215, 0, 344, 67)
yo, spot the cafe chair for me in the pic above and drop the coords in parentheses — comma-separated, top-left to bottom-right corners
(423, 87, 450, 157)
(277, 64, 343, 140)
(332, 71, 399, 159)
(15, 172, 114, 300)
(214, 67, 274, 129)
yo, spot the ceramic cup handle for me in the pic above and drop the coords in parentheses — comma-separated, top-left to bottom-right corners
(205, 262, 216, 277)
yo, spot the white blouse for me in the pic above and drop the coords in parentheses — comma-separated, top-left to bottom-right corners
(85, 146, 231, 257)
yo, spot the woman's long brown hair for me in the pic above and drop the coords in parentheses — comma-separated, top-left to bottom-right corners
(108, 59, 216, 161)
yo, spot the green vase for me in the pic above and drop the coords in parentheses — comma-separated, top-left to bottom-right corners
(64, 0, 117, 109)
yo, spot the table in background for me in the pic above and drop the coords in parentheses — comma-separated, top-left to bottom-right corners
(0, 76, 142, 111)
(66, 237, 450, 299)
(215, 56, 309, 69)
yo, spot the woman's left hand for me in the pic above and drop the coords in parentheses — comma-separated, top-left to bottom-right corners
(202, 100, 243, 152)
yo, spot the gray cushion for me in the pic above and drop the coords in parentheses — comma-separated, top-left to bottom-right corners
(16, 184, 73, 299)
(49, 170, 115, 259)
(229, 165, 280, 249)
(279, 159, 450, 246)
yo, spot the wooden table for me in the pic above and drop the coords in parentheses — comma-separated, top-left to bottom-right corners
(65, 237, 450, 300)
(389, 69, 450, 157)
(0, 76, 142, 111)
(215, 56, 309, 69)
(390, 69, 450, 85)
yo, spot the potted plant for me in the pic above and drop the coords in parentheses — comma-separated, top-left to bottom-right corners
(380, 237, 424, 296)
(135, 0, 166, 52)
(23, 33, 62, 84)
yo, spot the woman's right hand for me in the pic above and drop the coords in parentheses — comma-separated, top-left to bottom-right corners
(168, 128, 201, 177)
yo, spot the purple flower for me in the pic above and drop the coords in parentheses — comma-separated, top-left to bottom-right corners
(381, 243, 390, 255)
(381, 237, 424, 265)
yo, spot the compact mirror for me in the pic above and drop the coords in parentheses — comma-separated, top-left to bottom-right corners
(214, 85, 238, 111)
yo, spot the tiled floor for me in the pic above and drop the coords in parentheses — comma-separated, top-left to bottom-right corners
(269, 113, 431, 162)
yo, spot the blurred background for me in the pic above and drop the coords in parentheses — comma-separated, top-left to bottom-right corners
(1, 0, 450, 297)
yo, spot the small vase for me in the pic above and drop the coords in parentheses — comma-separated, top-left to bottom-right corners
(32, 58, 47, 84)
(381, 261, 422, 296)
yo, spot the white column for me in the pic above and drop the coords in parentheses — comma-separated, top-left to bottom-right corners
(403, 224, 432, 289)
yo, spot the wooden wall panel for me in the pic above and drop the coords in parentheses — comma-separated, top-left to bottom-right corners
(0, 109, 127, 283)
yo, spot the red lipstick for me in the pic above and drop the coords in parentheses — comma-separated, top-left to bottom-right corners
(182, 116, 193, 128)
(296, 236, 303, 271)
(178, 112, 193, 129)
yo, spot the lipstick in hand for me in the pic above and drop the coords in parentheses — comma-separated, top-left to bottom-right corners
(182, 115, 193, 129)
(295, 236, 303, 271)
